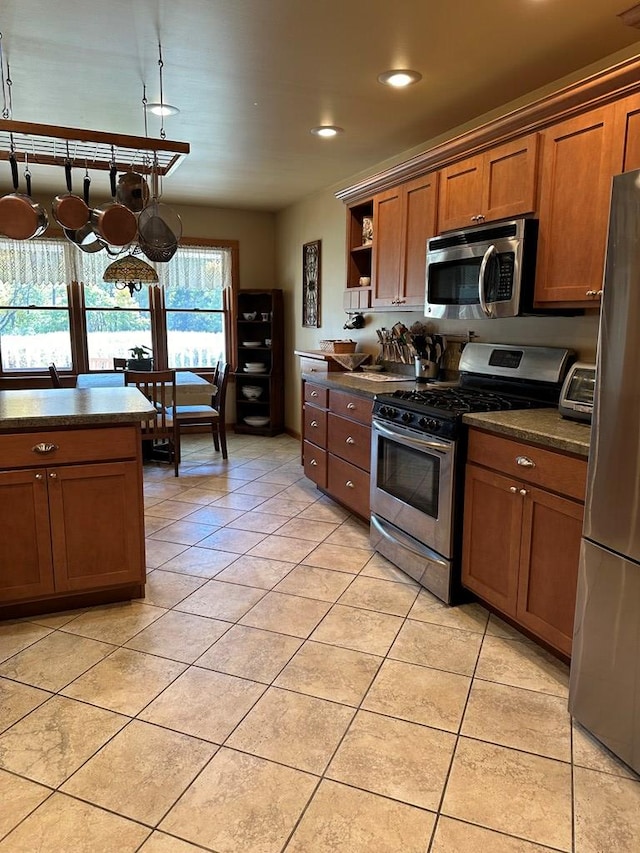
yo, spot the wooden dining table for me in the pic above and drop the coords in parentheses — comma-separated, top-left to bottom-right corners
(76, 370, 216, 406)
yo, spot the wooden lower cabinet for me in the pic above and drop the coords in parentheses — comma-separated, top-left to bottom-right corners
(302, 381, 372, 519)
(462, 429, 586, 656)
(0, 425, 146, 613)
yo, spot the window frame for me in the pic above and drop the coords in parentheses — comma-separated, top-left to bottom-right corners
(0, 235, 238, 380)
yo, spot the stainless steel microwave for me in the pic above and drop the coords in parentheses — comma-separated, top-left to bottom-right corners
(425, 218, 538, 319)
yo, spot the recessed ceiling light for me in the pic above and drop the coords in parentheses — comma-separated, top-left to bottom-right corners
(378, 69, 422, 88)
(310, 125, 344, 138)
(146, 103, 180, 117)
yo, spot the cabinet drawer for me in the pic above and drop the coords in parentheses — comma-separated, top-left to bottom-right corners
(304, 382, 328, 407)
(303, 441, 327, 489)
(300, 357, 329, 376)
(0, 426, 139, 469)
(328, 390, 372, 425)
(327, 413, 371, 471)
(328, 455, 370, 519)
(467, 429, 587, 501)
(303, 405, 327, 447)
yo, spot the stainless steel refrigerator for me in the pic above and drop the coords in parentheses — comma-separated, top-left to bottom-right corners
(569, 169, 640, 774)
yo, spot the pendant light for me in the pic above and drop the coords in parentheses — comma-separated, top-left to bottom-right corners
(103, 253, 158, 297)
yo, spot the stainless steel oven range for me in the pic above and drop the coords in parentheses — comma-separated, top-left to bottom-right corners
(370, 343, 574, 604)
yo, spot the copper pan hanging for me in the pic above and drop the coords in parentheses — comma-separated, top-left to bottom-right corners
(0, 152, 48, 240)
(90, 162, 138, 247)
(64, 167, 106, 253)
(52, 160, 90, 230)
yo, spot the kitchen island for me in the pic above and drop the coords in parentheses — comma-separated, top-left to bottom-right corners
(0, 387, 156, 619)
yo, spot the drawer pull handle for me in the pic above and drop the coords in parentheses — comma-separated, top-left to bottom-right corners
(345, 480, 355, 489)
(346, 402, 356, 410)
(509, 486, 518, 493)
(516, 456, 535, 468)
(32, 442, 59, 454)
(310, 420, 318, 428)
(346, 436, 355, 445)
(35, 473, 44, 481)
(49, 472, 58, 479)
(519, 488, 528, 496)
(310, 390, 319, 398)
(310, 459, 318, 467)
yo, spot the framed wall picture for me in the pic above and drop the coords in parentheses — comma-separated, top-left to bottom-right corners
(302, 239, 321, 328)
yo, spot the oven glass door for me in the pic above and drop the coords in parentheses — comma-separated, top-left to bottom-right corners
(371, 419, 456, 559)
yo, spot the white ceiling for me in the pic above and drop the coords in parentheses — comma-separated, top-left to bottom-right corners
(2, 0, 640, 211)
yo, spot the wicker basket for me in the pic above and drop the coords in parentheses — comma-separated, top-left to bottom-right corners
(319, 339, 357, 354)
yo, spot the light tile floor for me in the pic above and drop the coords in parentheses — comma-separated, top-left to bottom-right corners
(0, 433, 639, 852)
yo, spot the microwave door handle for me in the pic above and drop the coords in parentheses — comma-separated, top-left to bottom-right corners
(478, 244, 496, 317)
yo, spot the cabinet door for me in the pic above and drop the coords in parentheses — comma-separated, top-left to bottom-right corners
(615, 92, 640, 173)
(482, 134, 539, 223)
(48, 461, 145, 592)
(461, 463, 522, 615)
(401, 172, 439, 306)
(535, 105, 621, 306)
(516, 486, 583, 656)
(371, 186, 403, 307)
(0, 469, 55, 603)
(438, 155, 484, 232)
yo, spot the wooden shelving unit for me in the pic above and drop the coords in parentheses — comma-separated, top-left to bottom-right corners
(234, 289, 284, 436)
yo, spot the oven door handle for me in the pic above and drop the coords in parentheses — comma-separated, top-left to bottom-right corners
(478, 244, 496, 318)
(373, 421, 454, 455)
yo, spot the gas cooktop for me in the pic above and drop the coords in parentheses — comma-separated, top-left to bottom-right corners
(372, 342, 575, 439)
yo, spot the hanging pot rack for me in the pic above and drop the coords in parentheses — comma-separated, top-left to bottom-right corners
(0, 118, 189, 176)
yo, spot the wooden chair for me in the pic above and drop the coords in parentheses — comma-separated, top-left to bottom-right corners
(113, 358, 127, 370)
(169, 362, 230, 460)
(125, 369, 180, 476)
(48, 363, 62, 388)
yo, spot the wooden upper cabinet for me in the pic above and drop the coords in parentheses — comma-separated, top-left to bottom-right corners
(371, 172, 438, 309)
(438, 155, 484, 233)
(438, 135, 539, 232)
(535, 105, 622, 306)
(615, 91, 640, 173)
(402, 172, 439, 306)
(371, 186, 403, 307)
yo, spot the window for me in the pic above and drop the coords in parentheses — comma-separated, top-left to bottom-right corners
(0, 237, 236, 374)
(161, 245, 230, 370)
(0, 239, 72, 370)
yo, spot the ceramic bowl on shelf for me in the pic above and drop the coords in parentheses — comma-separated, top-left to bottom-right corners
(243, 365, 266, 373)
(242, 341, 262, 348)
(241, 385, 263, 399)
(242, 312, 257, 321)
(244, 415, 270, 427)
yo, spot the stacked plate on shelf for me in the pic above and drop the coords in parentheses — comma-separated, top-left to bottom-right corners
(243, 416, 270, 427)
(244, 362, 266, 373)
(242, 341, 262, 348)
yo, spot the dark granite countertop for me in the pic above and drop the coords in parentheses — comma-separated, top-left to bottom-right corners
(0, 388, 156, 430)
(463, 409, 591, 457)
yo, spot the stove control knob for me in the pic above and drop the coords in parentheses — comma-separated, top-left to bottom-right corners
(401, 411, 413, 424)
(419, 417, 439, 432)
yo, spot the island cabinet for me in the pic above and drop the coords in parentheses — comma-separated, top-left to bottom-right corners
(437, 134, 539, 233)
(302, 382, 372, 519)
(0, 424, 146, 615)
(534, 104, 621, 308)
(462, 428, 587, 657)
(370, 172, 439, 310)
